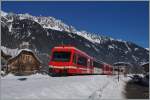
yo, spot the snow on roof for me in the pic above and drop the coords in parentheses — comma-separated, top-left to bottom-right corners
(1, 46, 31, 58)
(113, 62, 132, 66)
(9, 49, 42, 63)
(1, 46, 41, 63)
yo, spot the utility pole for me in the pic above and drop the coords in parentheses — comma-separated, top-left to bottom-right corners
(118, 66, 119, 82)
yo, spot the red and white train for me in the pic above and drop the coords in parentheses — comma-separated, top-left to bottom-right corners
(48, 45, 113, 76)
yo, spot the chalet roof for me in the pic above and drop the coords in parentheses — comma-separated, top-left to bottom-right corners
(8, 49, 41, 64)
(13, 49, 33, 58)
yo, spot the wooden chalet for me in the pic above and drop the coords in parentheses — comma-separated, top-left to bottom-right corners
(7, 50, 41, 75)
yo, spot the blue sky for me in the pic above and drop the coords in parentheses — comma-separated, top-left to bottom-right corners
(2, 1, 149, 48)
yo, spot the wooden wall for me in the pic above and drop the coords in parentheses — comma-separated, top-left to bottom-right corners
(7, 52, 40, 75)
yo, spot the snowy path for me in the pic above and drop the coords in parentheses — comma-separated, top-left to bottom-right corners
(89, 75, 130, 99)
(1, 74, 130, 100)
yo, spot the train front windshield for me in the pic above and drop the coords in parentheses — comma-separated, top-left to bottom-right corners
(52, 51, 71, 62)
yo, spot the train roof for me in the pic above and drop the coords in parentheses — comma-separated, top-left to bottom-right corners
(52, 45, 112, 66)
(53, 45, 92, 58)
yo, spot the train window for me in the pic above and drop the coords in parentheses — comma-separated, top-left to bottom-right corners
(77, 56, 87, 66)
(93, 61, 98, 68)
(93, 61, 100, 68)
(73, 54, 77, 64)
(99, 63, 103, 68)
(52, 51, 71, 62)
(93, 61, 102, 68)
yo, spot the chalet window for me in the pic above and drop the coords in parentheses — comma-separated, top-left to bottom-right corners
(25, 55, 28, 61)
(77, 56, 87, 66)
(28, 55, 30, 59)
(52, 51, 71, 62)
(28, 57, 32, 62)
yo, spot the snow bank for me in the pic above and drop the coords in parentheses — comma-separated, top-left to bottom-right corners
(1, 74, 130, 100)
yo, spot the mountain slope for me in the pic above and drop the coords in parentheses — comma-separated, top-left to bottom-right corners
(1, 11, 149, 69)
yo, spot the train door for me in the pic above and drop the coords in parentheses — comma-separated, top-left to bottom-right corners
(110, 66, 113, 75)
(87, 58, 91, 74)
(90, 59, 93, 74)
(103, 64, 106, 74)
(93, 61, 98, 74)
(93, 61, 103, 74)
(76, 55, 88, 74)
(106, 65, 109, 74)
(72, 53, 78, 74)
(73, 53, 77, 65)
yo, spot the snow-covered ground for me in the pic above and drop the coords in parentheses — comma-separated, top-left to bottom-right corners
(1, 74, 130, 100)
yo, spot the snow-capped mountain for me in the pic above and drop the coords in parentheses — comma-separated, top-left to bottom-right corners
(1, 11, 149, 70)
(1, 11, 76, 33)
(1, 11, 116, 44)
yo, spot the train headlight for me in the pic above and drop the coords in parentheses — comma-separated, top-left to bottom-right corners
(49, 65, 53, 68)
